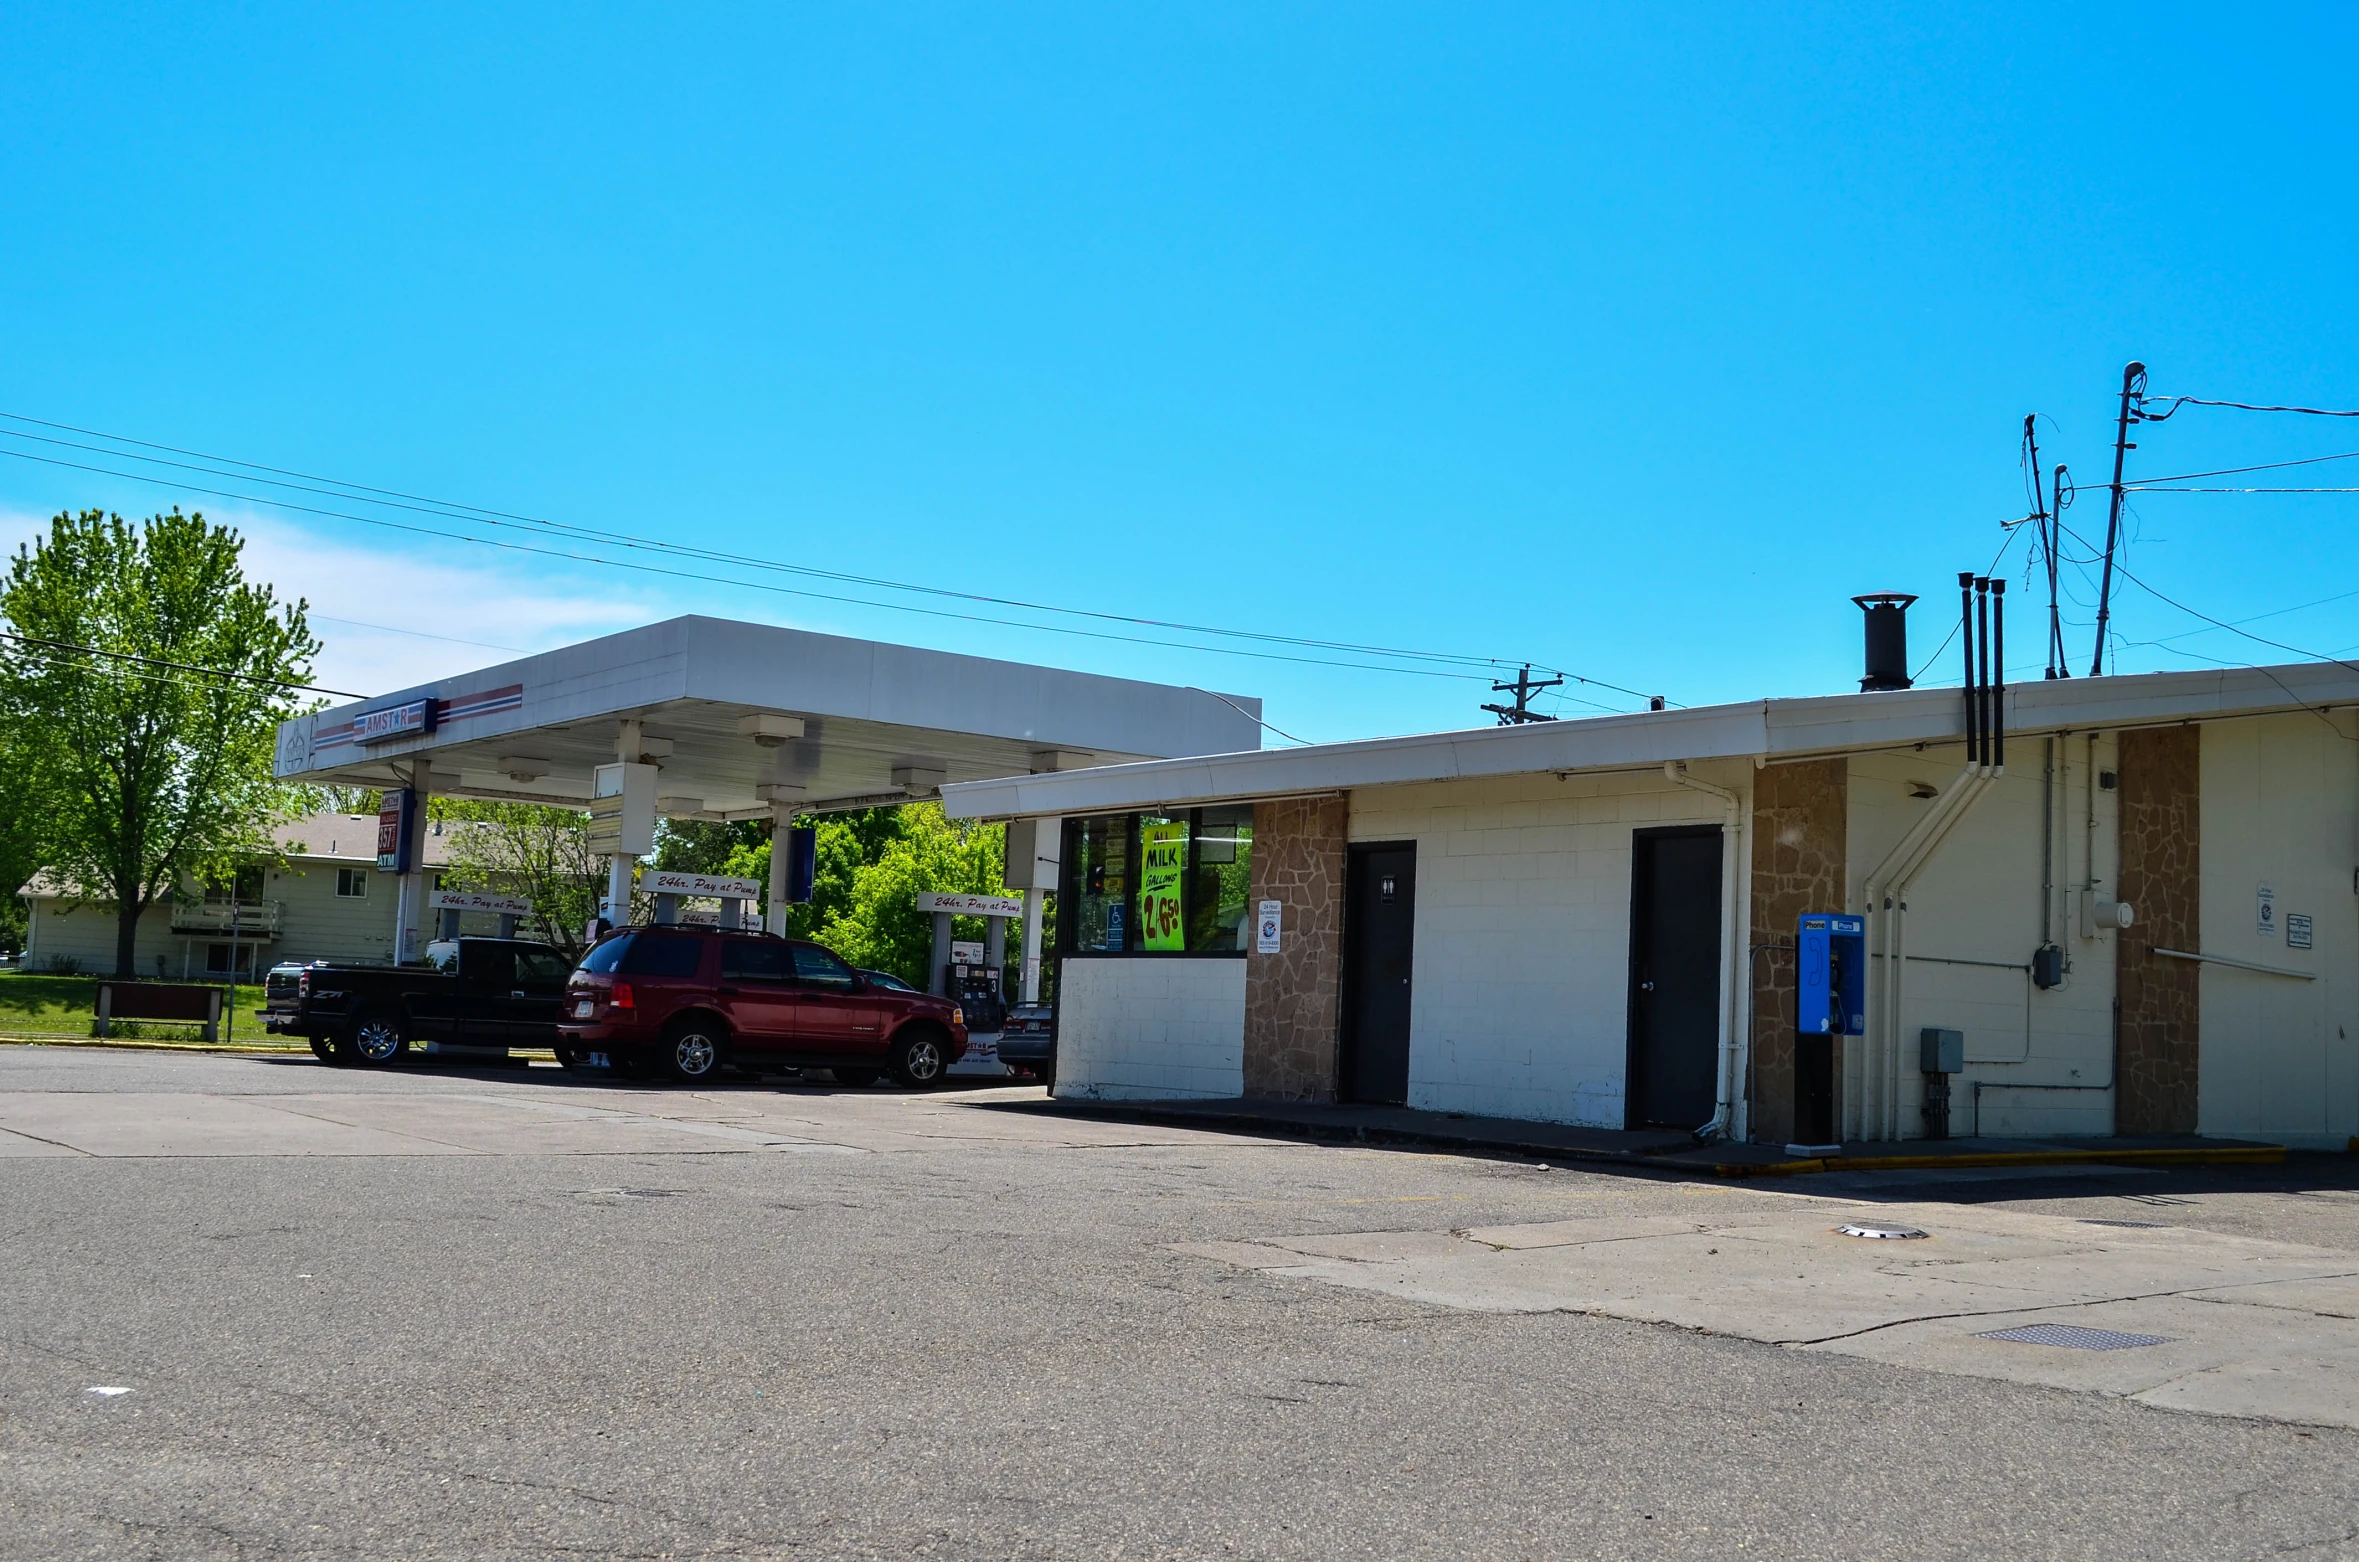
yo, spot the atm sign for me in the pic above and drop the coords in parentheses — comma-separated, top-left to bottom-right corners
(353, 698, 438, 745)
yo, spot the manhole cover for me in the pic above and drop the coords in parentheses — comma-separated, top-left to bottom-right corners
(1977, 1324, 2174, 1351)
(1837, 1222, 1928, 1240)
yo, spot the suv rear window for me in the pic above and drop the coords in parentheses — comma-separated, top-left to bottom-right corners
(620, 935, 706, 977)
(575, 933, 705, 978)
(577, 936, 632, 975)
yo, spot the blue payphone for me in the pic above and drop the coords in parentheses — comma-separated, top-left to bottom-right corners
(1791, 913, 1863, 1149)
(1796, 914, 1864, 1037)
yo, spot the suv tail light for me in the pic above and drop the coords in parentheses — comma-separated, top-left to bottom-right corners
(298, 971, 311, 997)
(610, 983, 634, 1011)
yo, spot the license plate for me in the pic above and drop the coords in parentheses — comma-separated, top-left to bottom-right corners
(573, 999, 595, 1018)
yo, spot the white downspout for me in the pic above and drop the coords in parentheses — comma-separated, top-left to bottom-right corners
(1666, 762, 1744, 1143)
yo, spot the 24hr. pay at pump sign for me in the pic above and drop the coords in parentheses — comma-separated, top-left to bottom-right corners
(1139, 822, 1189, 950)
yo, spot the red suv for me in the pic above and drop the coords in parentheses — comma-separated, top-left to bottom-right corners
(558, 928, 968, 1087)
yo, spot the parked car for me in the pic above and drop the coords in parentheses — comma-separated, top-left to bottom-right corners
(559, 927, 967, 1086)
(262, 939, 575, 1066)
(998, 999, 1055, 1083)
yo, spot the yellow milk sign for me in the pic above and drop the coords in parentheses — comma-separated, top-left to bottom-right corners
(1139, 821, 1190, 951)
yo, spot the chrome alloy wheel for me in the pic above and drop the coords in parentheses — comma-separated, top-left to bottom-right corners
(900, 1035, 943, 1084)
(353, 1016, 405, 1064)
(671, 1029, 719, 1079)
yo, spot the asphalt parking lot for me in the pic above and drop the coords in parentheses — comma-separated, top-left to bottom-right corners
(3, 1045, 2357, 1560)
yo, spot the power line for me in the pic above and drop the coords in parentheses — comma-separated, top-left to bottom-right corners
(2053, 516, 2359, 679)
(0, 444, 1537, 689)
(1909, 516, 2031, 682)
(0, 630, 357, 698)
(2127, 486, 2359, 495)
(0, 413, 1665, 703)
(2143, 395, 2359, 419)
(2133, 448, 2359, 484)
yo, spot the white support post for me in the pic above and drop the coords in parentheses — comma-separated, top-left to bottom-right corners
(766, 803, 796, 934)
(1020, 889, 1046, 1003)
(930, 912, 953, 995)
(395, 764, 432, 964)
(605, 853, 635, 929)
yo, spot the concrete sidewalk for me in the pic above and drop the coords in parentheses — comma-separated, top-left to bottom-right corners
(1019, 1094, 2285, 1176)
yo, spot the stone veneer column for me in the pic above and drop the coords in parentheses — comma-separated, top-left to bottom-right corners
(2117, 725, 2200, 1134)
(1748, 759, 1847, 1145)
(1241, 796, 1348, 1100)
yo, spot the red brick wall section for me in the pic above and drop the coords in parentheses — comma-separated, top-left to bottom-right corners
(2117, 725, 2201, 1135)
(1748, 759, 1847, 1145)
(1242, 796, 1348, 1101)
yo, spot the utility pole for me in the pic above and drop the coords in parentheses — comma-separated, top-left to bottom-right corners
(1482, 665, 1563, 725)
(2022, 415, 2058, 680)
(2048, 462, 2069, 679)
(2090, 361, 2146, 677)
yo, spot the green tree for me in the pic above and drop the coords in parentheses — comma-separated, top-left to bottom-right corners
(812, 804, 1006, 986)
(0, 729, 45, 953)
(0, 509, 319, 977)
(432, 798, 605, 960)
(650, 817, 769, 876)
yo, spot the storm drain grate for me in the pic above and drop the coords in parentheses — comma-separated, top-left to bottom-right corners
(1977, 1324, 2175, 1351)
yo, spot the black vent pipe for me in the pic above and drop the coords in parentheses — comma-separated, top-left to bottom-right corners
(1989, 578, 2006, 769)
(1959, 572, 1979, 763)
(1853, 593, 1918, 691)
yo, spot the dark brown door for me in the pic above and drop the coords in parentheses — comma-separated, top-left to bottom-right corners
(1341, 843, 1417, 1105)
(1627, 826, 1723, 1128)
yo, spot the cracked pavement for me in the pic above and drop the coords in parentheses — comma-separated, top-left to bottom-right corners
(3, 1045, 2358, 1559)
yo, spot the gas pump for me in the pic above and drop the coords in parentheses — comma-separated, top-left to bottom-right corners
(945, 939, 1007, 1033)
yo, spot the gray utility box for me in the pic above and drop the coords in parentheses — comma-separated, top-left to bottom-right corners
(1920, 1027, 1965, 1074)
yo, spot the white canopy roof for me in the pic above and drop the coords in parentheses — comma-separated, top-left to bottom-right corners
(274, 616, 1262, 818)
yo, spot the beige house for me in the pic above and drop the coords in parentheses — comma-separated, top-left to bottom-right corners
(23, 810, 493, 977)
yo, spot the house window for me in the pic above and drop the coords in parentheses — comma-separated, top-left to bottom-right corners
(336, 868, 369, 899)
(205, 943, 254, 976)
(204, 867, 264, 903)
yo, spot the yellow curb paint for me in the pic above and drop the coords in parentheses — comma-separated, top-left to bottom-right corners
(1706, 1144, 2284, 1178)
(0, 1035, 306, 1055)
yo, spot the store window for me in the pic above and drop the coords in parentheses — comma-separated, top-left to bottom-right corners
(1064, 814, 1133, 953)
(1059, 807, 1253, 956)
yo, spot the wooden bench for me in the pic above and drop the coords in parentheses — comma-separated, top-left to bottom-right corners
(94, 982, 224, 1042)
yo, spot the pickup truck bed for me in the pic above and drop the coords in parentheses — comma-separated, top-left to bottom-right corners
(264, 938, 576, 1066)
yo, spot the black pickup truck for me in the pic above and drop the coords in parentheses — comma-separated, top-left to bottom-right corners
(263, 938, 577, 1067)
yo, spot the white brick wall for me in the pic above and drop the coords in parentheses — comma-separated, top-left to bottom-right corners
(1053, 956, 1246, 1101)
(1848, 742, 2120, 1141)
(2199, 712, 2359, 1148)
(1350, 768, 1741, 1129)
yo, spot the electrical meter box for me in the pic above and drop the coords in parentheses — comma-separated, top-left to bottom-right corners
(1797, 913, 1865, 1036)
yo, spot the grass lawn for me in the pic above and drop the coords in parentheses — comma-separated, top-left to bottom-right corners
(0, 970, 269, 1039)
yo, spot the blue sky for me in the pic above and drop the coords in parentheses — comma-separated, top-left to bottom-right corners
(3, 4, 2355, 743)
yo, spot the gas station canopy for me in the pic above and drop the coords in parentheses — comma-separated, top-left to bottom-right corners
(274, 615, 1263, 812)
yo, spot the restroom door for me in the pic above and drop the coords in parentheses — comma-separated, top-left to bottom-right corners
(1341, 842, 1417, 1105)
(1626, 826, 1723, 1128)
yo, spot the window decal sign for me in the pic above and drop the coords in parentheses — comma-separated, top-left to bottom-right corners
(1140, 821, 1190, 951)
